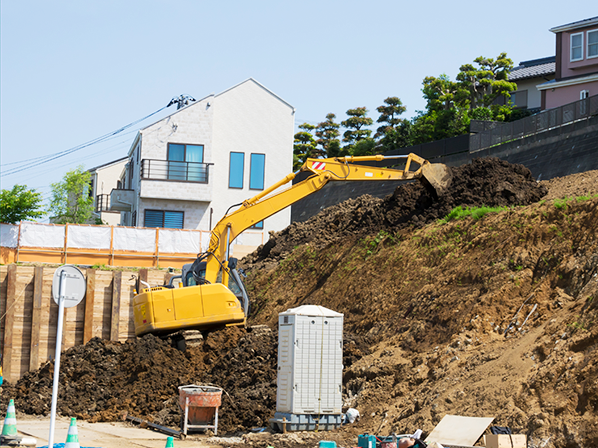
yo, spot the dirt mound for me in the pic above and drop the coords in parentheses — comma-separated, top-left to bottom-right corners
(244, 158, 546, 268)
(246, 185, 598, 447)
(0, 327, 278, 432)
(539, 169, 598, 200)
(0, 326, 368, 435)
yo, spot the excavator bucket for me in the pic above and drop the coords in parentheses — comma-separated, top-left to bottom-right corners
(420, 163, 453, 198)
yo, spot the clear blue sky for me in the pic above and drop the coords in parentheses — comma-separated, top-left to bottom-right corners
(1, 0, 595, 216)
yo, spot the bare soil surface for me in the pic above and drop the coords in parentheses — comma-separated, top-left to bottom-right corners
(244, 158, 547, 271)
(3, 158, 598, 448)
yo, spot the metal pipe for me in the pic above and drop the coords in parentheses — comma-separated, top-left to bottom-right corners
(48, 271, 66, 448)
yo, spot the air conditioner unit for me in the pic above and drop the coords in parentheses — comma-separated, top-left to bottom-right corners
(580, 90, 590, 100)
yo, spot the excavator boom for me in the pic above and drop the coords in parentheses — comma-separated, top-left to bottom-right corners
(133, 153, 451, 337)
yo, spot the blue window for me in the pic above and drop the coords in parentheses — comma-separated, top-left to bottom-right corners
(144, 210, 184, 229)
(168, 143, 205, 182)
(250, 220, 263, 229)
(229, 152, 244, 189)
(249, 153, 265, 190)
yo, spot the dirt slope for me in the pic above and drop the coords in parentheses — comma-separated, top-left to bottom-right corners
(2, 159, 598, 448)
(245, 179, 598, 447)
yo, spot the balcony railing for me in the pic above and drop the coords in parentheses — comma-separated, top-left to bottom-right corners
(470, 94, 598, 152)
(95, 194, 110, 212)
(141, 159, 213, 183)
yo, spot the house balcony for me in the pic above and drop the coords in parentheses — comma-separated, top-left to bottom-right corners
(95, 194, 110, 212)
(109, 189, 135, 212)
(139, 159, 213, 202)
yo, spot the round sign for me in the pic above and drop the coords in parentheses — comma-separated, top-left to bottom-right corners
(52, 265, 87, 308)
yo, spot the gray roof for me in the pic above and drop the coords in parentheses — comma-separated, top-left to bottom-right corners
(550, 16, 598, 33)
(87, 156, 128, 173)
(509, 57, 556, 81)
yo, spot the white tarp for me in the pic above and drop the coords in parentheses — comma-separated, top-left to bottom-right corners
(113, 227, 156, 252)
(158, 229, 200, 254)
(20, 222, 65, 248)
(0, 224, 19, 248)
(67, 225, 111, 249)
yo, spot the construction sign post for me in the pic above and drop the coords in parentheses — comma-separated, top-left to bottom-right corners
(48, 265, 86, 448)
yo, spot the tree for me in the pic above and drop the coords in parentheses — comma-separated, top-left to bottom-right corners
(421, 74, 468, 112)
(374, 97, 411, 151)
(49, 166, 94, 224)
(315, 113, 341, 158)
(456, 52, 517, 120)
(0, 185, 45, 224)
(410, 53, 517, 144)
(341, 107, 373, 149)
(293, 123, 318, 170)
(374, 97, 407, 138)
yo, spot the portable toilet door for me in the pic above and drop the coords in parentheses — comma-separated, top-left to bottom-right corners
(276, 305, 343, 416)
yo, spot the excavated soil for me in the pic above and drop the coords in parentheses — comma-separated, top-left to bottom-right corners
(3, 158, 598, 448)
(244, 158, 547, 270)
(0, 326, 368, 435)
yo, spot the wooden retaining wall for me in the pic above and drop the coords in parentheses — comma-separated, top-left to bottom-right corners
(0, 265, 173, 384)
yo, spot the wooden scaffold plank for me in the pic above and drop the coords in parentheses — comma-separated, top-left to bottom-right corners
(83, 269, 96, 343)
(3, 265, 17, 382)
(111, 271, 122, 341)
(29, 266, 43, 371)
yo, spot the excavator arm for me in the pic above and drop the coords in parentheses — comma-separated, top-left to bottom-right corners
(133, 153, 451, 337)
(205, 153, 451, 285)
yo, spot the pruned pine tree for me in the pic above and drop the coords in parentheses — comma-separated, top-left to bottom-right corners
(315, 113, 341, 158)
(293, 123, 318, 170)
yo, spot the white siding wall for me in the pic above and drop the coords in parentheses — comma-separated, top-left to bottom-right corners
(211, 80, 294, 240)
(125, 80, 294, 254)
(91, 159, 127, 226)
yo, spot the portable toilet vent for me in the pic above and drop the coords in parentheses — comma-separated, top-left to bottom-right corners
(270, 305, 343, 432)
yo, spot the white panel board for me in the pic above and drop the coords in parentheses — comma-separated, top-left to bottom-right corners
(425, 415, 494, 446)
(67, 225, 111, 249)
(20, 222, 65, 248)
(0, 224, 19, 248)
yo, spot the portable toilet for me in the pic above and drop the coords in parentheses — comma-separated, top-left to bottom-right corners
(270, 305, 344, 431)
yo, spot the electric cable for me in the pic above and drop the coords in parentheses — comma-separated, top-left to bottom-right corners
(1, 104, 170, 176)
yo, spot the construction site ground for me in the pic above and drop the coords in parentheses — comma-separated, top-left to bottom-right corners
(2, 160, 598, 448)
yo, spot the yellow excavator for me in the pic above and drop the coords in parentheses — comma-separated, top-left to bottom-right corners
(133, 153, 452, 338)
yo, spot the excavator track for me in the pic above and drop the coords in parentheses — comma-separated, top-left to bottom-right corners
(163, 330, 204, 352)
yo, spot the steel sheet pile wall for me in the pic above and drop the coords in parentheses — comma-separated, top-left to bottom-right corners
(0, 265, 171, 383)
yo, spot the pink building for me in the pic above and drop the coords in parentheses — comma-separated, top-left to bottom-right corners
(538, 16, 598, 110)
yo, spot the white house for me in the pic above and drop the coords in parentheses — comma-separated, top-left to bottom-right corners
(88, 157, 128, 226)
(110, 78, 295, 256)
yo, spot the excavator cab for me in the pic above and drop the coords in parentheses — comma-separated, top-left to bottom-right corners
(180, 258, 250, 317)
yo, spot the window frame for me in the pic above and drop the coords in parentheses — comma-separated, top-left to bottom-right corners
(228, 152, 245, 189)
(588, 29, 598, 59)
(143, 209, 185, 229)
(571, 32, 584, 62)
(249, 153, 266, 191)
(167, 143, 204, 164)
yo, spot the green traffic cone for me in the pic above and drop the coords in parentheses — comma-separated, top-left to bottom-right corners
(165, 436, 174, 447)
(65, 417, 80, 448)
(1, 399, 17, 437)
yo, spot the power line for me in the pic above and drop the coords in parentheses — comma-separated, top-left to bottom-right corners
(1, 103, 171, 176)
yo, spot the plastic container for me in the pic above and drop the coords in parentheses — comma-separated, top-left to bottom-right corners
(178, 384, 222, 434)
